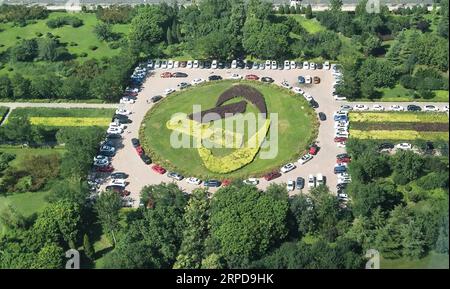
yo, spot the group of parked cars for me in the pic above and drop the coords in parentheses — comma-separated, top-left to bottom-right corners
(333, 109, 350, 148)
(331, 66, 346, 101)
(352, 103, 449, 112)
(149, 59, 332, 71)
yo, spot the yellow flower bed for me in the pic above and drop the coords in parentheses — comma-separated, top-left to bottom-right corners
(29, 117, 111, 127)
(197, 120, 271, 173)
(351, 129, 449, 141)
(350, 112, 449, 123)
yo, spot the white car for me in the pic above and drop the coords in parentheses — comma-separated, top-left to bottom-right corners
(334, 95, 347, 101)
(271, 61, 277, 70)
(229, 73, 242, 80)
(164, 88, 175, 95)
(389, 105, 404, 111)
(335, 131, 349, 138)
(307, 175, 316, 189)
(395, 143, 412, 150)
(334, 111, 348, 117)
(231, 60, 238, 69)
(94, 158, 109, 167)
(316, 174, 325, 186)
(280, 81, 292, 89)
(337, 173, 350, 179)
(339, 105, 353, 112)
(115, 108, 131, 116)
(94, 155, 108, 162)
(243, 178, 259, 186)
(193, 60, 199, 68)
(120, 97, 135, 104)
(110, 179, 126, 186)
(286, 180, 295, 191)
(290, 61, 296, 69)
(109, 122, 125, 130)
(305, 75, 312, 84)
(310, 62, 316, 70)
(443, 105, 449, 113)
(191, 78, 205, 85)
(423, 105, 438, 112)
(187, 60, 193, 68)
(265, 60, 271, 70)
(107, 127, 123, 134)
(174, 61, 179, 68)
(337, 142, 346, 148)
(161, 60, 168, 69)
(186, 177, 202, 185)
(372, 104, 385, 111)
(292, 87, 304, 95)
(167, 60, 174, 69)
(259, 63, 265, 70)
(353, 104, 369, 111)
(303, 93, 313, 102)
(298, 153, 313, 165)
(338, 193, 349, 199)
(125, 87, 139, 93)
(284, 60, 291, 70)
(211, 60, 218, 69)
(335, 122, 349, 129)
(324, 61, 330, 70)
(281, 163, 296, 173)
(303, 62, 309, 70)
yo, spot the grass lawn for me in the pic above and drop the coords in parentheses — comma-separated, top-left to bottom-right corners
(0, 146, 65, 167)
(141, 80, 318, 179)
(381, 251, 449, 269)
(0, 12, 130, 75)
(287, 14, 326, 34)
(5, 107, 116, 127)
(0, 191, 51, 234)
(373, 85, 449, 102)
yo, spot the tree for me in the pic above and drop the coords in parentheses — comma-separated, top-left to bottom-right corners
(94, 190, 122, 246)
(363, 34, 382, 56)
(1, 116, 34, 143)
(208, 185, 289, 267)
(93, 22, 115, 42)
(391, 151, 424, 184)
(0, 204, 26, 230)
(37, 37, 59, 61)
(166, 27, 173, 45)
(174, 189, 210, 269)
(32, 243, 65, 269)
(0, 76, 13, 99)
(330, 0, 343, 12)
(10, 74, 31, 99)
(289, 194, 318, 237)
(305, 5, 313, 19)
(83, 234, 95, 261)
(435, 213, 449, 254)
(401, 221, 426, 259)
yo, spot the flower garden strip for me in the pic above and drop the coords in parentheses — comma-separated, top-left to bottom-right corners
(349, 112, 449, 123)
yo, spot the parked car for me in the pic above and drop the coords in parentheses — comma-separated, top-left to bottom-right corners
(259, 76, 273, 83)
(305, 75, 312, 84)
(243, 178, 259, 185)
(324, 61, 330, 70)
(424, 105, 439, 112)
(211, 60, 218, 69)
(164, 88, 176, 95)
(395, 143, 412, 150)
(310, 62, 316, 70)
(193, 60, 199, 68)
(298, 76, 305, 84)
(379, 142, 394, 150)
(316, 174, 325, 186)
(167, 60, 174, 69)
(131, 138, 140, 148)
(313, 76, 320, 84)
(281, 163, 296, 173)
(316, 63, 323, 69)
(96, 165, 114, 173)
(303, 62, 309, 70)
(296, 177, 305, 190)
(151, 95, 163, 103)
(187, 60, 193, 68)
(334, 165, 347, 174)
(334, 137, 348, 143)
(120, 97, 135, 104)
(151, 165, 166, 174)
(389, 105, 404, 111)
(245, 61, 253, 69)
(284, 60, 291, 70)
(280, 80, 292, 89)
(140, 154, 152, 165)
(177, 82, 191, 90)
(180, 61, 187, 68)
(264, 171, 281, 181)
(307, 175, 316, 189)
(107, 127, 122, 135)
(290, 61, 297, 69)
(372, 104, 385, 111)
(407, 104, 422, 112)
(265, 60, 271, 69)
(111, 172, 128, 179)
(286, 180, 295, 191)
(229, 73, 242, 80)
(208, 75, 222, 81)
(191, 78, 206, 85)
(353, 104, 369, 111)
(318, 112, 326, 121)
(168, 172, 184, 181)
(160, 72, 172, 78)
(292, 87, 304, 94)
(309, 144, 320, 155)
(298, 153, 313, 165)
(271, 61, 277, 70)
(172, 72, 188, 78)
(231, 60, 238, 69)
(186, 177, 202, 185)
(309, 99, 319, 109)
(245, 74, 259, 80)
(204, 180, 221, 187)
(135, 145, 144, 156)
(116, 108, 131, 116)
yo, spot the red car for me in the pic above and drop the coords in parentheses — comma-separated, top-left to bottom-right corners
(264, 171, 282, 181)
(152, 165, 167, 174)
(160, 72, 172, 78)
(136, 145, 144, 156)
(337, 158, 351, 164)
(309, 144, 320, 155)
(245, 74, 259, 81)
(334, 137, 348, 143)
(96, 165, 114, 173)
(222, 179, 232, 187)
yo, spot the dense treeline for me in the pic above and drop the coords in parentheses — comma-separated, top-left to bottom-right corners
(0, 5, 48, 26)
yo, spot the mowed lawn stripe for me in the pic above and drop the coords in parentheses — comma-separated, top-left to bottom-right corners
(351, 130, 449, 141)
(350, 112, 449, 123)
(29, 117, 111, 127)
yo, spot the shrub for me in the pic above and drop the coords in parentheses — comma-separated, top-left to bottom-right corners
(35, 32, 43, 37)
(417, 172, 449, 190)
(89, 45, 98, 51)
(79, 52, 88, 57)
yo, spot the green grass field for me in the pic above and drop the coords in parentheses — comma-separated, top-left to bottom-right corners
(374, 85, 449, 102)
(141, 80, 318, 179)
(287, 14, 326, 34)
(0, 12, 130, 75)
(381, 251, 449, 269)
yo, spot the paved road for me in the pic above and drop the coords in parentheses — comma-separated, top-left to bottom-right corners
(106, 65, 448, 206)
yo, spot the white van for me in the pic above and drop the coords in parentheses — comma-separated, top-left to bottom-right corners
(316, 174, 325, 186)
(211, 60, 218, 69)
(265, 60, 271, 69)
(231, 60, 237, 69)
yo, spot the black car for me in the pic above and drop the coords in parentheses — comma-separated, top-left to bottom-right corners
(236, 60, 245, 69)
(178, 82, 191, 90)
(336, 183, 347, 190)
(168, 172, 184, 181)
(225, 62, 232, 69)
(198, 60, 205, 69)
(407, 104, 422, 112)
(379, 142, 394, 150)
(217, 62, 225, 69)
(131, 138, 140, 148)
(113, 114, 131, 124)
(204, 60, 211, 69)
(337, 153, 350, 160)
(111, 172, 129, 179)
(309, 100, 319, 109)
(172, 72, 188, 78)
(204, 180, 222, 187)
(424, 141, 434, 153)
(245, 61, 253, 69)
(261, 77, 274, 83)
(318, 112, 326, 121)
(296, 177, 305, 190)
(106, 133, 122, 140)
(316, 63, 323, 69)
(140, 154, 152, 165)
(208, 75, 222, 81)
(151, 95, 163, 103)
